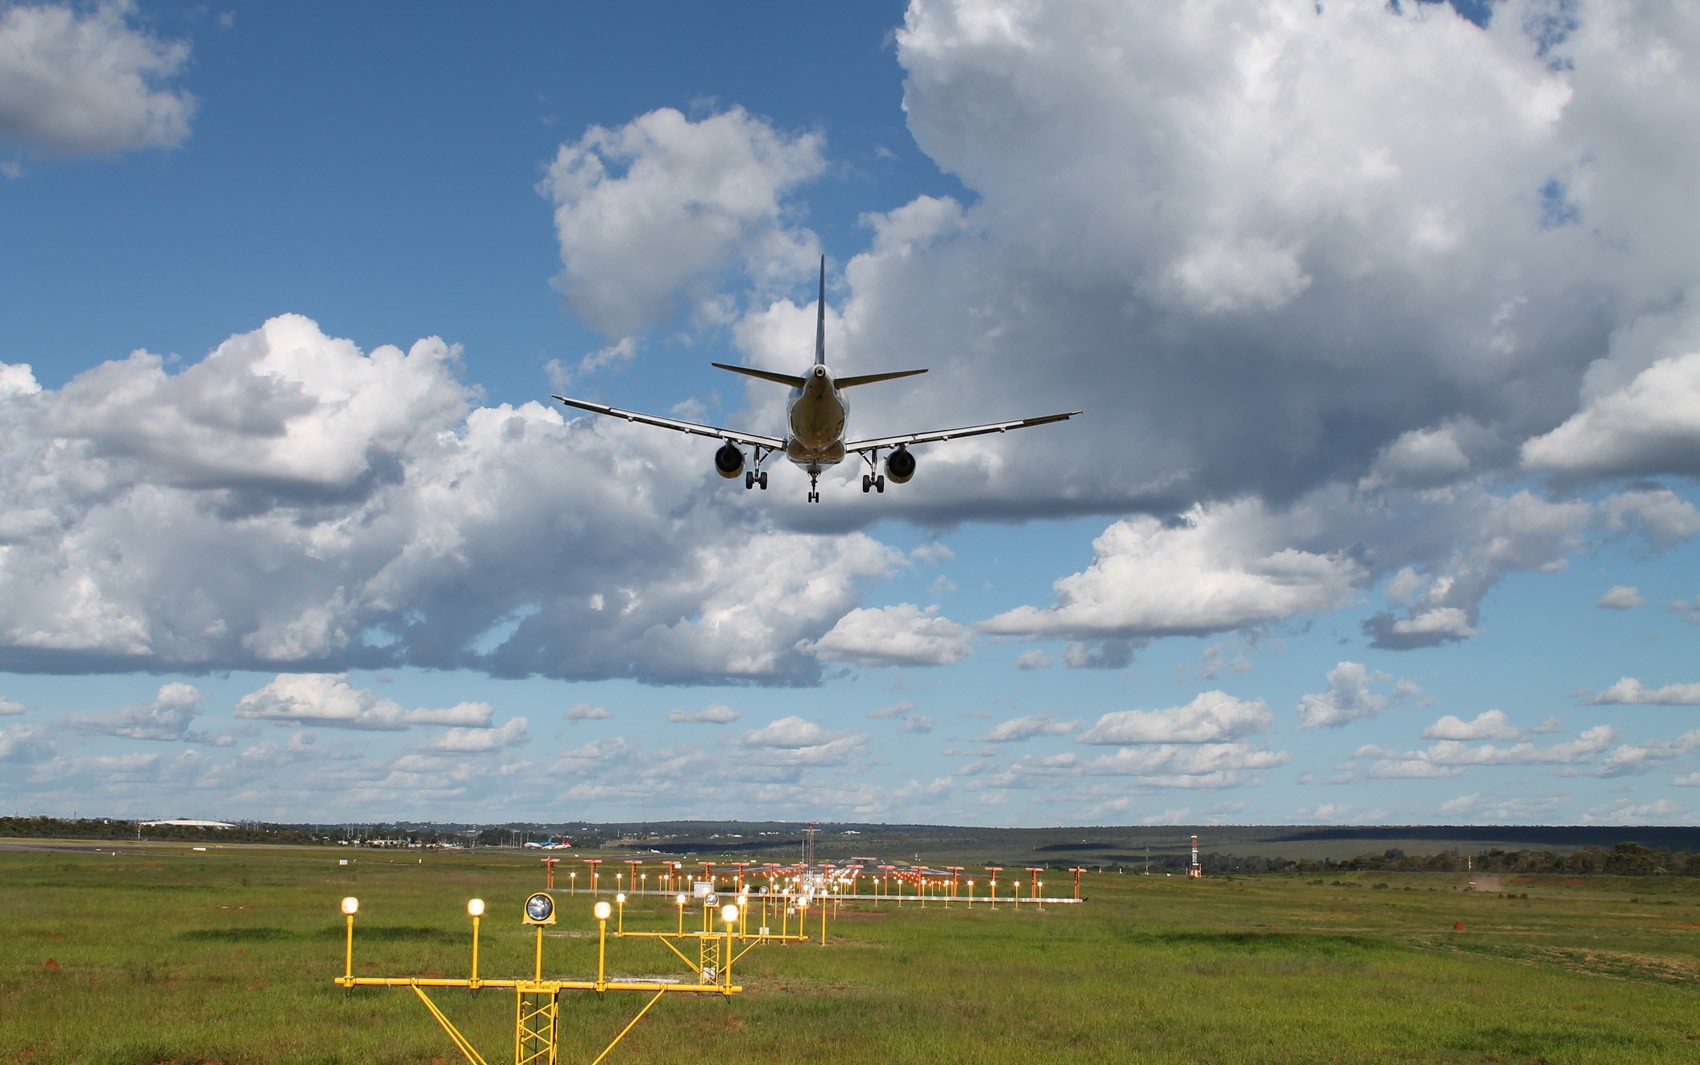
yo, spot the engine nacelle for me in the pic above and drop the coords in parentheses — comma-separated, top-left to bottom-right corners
(713, 442, 746, 479)
(884, 447, 916, 484)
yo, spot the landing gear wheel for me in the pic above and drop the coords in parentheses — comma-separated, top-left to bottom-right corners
(861, 474, 872, 493)
(808, 491, 820, 503)
(875, 475, 885, 494)
(745, 471, 755, 489)
(758, 471, 768, 490)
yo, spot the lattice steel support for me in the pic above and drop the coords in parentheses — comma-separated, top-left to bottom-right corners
(516, 985, 559, 1065)
(698, 932, 720, 983)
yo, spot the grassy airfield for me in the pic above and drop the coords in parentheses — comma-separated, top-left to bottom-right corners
(3, 840, 1699, 1064)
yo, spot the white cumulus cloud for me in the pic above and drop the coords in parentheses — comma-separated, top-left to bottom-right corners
(0, 0, 195, 156)
(800, 603, 973, 667)
(980, 500, 1362, 648)
(423, 717, 531, 753)
(1596, 585, 1645, 609)
(667, 703, 742, 725)
(1591, 677, 1700, 706)
(1079, 691, 1272, 745)
(1421, 709, 1524, 742)
(1295, 662, 1395, 731)
(233, 674, 494, 732)
(980, 713, 1076, 744)
(539, 106, 825, 336)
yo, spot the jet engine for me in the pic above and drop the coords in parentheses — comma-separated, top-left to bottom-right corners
(713, 442, 746, 479)
(884, 447, 916, 484)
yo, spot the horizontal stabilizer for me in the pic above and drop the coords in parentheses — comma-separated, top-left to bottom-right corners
(836, 368, 928, 389)
(711, 362, 808, 388)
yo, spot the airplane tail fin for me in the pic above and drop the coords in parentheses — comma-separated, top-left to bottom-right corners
(815, 254, 826, 366)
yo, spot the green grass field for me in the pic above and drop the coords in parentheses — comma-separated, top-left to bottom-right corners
(4, 840, 1699, 1064)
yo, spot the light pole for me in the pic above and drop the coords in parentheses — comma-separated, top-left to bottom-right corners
(593, 900, 611, 990)
(467, 898, 484, 986)
(339, 896, 358, 987)
(720, 903, 740, 989)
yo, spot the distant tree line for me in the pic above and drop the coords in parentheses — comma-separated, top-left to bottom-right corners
(1254, 841, 1700, 877)
(0, 816, 318, 846)
(0, 817, 584, 849)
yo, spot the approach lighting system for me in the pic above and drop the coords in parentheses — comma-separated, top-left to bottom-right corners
(341, 896, 359, 915)
(721, 903, 740, 925)
(594, 900, 612, 921)
(467, 898, 485, 917)
(524, 891, 556, 925)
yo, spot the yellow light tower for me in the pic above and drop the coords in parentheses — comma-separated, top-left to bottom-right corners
(335, 892, 746, 1065)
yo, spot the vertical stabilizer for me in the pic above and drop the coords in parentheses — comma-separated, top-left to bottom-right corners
(815, 255, 826, 366)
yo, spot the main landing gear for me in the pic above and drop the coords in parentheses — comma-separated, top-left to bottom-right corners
(859, 449, 890, 494)
(743, 446, 772, 491)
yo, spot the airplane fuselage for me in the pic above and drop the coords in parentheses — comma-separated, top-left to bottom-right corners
(785, 364, 848, 470)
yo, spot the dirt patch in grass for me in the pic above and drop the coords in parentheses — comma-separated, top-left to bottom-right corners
(1433, 938, 1700, 984)
(747, 976, 864, 997)
(1534, 946, 1700, 984)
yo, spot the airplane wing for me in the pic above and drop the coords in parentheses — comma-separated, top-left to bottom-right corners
(552, 395, 786, 451)
(846, 410, 1081, 455)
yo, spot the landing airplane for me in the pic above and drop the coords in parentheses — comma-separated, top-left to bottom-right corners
(553, 258, 1080, 502)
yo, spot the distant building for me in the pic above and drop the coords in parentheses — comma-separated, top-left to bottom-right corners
(141, 819, 237, 829)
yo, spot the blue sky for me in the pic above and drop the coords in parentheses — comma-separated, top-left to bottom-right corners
(3, 0, 1699, 829)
